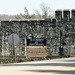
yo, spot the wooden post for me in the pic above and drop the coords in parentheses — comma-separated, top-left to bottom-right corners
(12, 34, 16, 62)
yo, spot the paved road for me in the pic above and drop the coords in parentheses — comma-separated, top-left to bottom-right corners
(0, 57, 75, 75)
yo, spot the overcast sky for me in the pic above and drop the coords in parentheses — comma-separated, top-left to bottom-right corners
(0, 0, 75, 15)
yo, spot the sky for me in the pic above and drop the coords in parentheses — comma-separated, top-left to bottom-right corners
(0, 0, 75, 15)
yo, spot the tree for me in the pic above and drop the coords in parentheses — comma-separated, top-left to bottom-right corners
(23, 7, 30, 19)
(15, 3, 54, 19)
(15, 7, 30, 19)
(41, 3, 51, 18)
(34, 3, 54, 19)
(34, 10, 41, 18)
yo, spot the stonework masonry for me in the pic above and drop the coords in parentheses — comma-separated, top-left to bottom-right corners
(0, 10, 75, 58)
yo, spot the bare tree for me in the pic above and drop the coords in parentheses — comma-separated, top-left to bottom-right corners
(34, 10, 42, 18)
(41, 4, 50, 18)
(34, 3, 54, 19)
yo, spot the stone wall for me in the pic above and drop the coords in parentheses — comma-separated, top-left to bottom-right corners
(0, 18, 75, 57)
